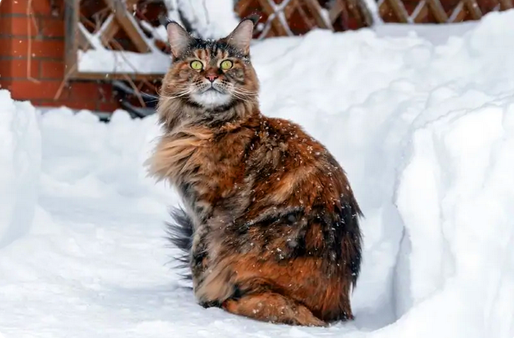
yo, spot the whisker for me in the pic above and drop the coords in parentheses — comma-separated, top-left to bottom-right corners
(161, 88, 194, 100)
(232, 90, 258, 98)
(232, 88, 258, 95)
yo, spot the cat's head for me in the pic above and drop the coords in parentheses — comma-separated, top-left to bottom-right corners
(160, 17, 259, 116)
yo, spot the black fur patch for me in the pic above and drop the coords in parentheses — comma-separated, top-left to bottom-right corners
(165, 206, 194, 280)
(337, 199, 363, 288)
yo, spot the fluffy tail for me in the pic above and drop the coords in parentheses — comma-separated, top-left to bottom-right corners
(165, 207, 194, 279)
(337, 197, 363, 290)
(345, 199, 363, 289)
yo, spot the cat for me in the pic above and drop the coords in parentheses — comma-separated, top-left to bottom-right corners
(147, 16, 363, 326)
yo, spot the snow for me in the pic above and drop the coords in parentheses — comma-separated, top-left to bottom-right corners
(0, 90, 41, 248)
(78, 49, 170, 75)
(373, 21, 477, 45)
(2, 9, 514, 338)
(164, 0, 240, 39)
(77, 15, 170, 75)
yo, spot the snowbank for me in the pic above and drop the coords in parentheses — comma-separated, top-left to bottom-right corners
(391, 100, 514, 338)
(0, 90, 41, 248)
(1, 9, 514, 338)
(164, 0, 240, 39)
(251, 10, 514, 336)
(374, 21, 477, 45)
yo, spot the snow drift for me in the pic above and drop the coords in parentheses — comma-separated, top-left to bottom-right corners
(1, 10, 514, 338)
(0, 90, 41, 248)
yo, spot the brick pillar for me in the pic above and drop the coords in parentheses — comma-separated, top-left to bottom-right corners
(0, 0, 119, 112)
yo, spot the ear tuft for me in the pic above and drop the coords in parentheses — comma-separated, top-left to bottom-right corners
(225, 17, 257, 55)
(166, 21, 192, 58)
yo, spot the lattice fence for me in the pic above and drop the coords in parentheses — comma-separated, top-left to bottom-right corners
(65, 0, 514, 81)
(236, 0, 514, 38)
(65, 0, 169, 81)
(62, 0, 171, 117)
(235, 0, 373, 39)
(378, 0, 514, 23)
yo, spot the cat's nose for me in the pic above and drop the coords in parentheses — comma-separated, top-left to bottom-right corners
(205, 74, 218, 83)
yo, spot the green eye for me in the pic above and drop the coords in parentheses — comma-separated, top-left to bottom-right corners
(220, 60, 233, 70)
(190, 60, 203, 70)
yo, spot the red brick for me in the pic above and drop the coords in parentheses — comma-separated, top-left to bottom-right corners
(10, 0, 54, 16)
(98, 101, 120, 112)
(36, 99, 98, 111)
(69, 82, 101, 100)
(9, 17, 38, 37)
(0, 60, 8, 79)
(0, 1, 12, 14)
(97, 83, 114, 100)
(9, 80, 69, 100)
(37, 17, 64, 38)
(40, 59, 64, 79)
(8, 16, 63, 38)
(0, 59, 39, 78)
(0, 79, 12, 91)
(0, 38, 13, 56)
(0, 15, 12, 34)
(0, 36, 9, 52)
(0, 38, 64, 59)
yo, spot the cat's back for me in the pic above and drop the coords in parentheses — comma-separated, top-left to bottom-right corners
(249, 116, 350, 197)
(235, 115, 361, 231)
(249, 116, 328, 171)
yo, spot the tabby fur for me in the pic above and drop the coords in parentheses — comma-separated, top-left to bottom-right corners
(147, 17, 363, 326)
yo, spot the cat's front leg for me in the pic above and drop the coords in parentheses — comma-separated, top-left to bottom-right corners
(192, 230, 224, 308)
(191, 225, 210, 291)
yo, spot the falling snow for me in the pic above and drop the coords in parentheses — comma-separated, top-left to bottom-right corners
(1, 9, 514, 338)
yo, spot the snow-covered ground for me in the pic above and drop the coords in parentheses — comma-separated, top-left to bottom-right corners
(2, 10, 514, 338)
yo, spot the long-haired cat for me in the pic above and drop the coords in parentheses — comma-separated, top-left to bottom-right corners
(147, 17, 363, 326)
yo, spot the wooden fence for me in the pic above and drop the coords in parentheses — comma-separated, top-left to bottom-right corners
(378, 0, 514, 23)
(236, 0, 373, 38)
(236, 0, 514, 36)
(65, 0, 514, 82)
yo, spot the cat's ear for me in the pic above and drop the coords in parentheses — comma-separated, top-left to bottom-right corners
(166, 21, 192, 58)
(225, 16, 259, 55)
